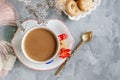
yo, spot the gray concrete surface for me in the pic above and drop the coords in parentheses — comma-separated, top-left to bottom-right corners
(1, 0, 120, 80)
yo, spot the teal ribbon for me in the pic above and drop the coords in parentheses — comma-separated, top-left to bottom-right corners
(2, 25, 17, 42)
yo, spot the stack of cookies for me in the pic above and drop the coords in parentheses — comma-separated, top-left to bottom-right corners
(65, 0, 93, 16)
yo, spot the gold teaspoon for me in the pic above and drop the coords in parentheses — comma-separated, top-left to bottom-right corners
(55, 31, 93, 76)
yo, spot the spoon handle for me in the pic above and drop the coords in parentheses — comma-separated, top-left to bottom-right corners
(54, 59, 68, 76)
(70, 40, 85, 58)
(54, 40, 85, 76)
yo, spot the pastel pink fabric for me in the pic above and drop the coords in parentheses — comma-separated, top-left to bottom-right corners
(0, 0, 18, 26)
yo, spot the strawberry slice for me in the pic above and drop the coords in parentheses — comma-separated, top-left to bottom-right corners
(58, 34, 67, 41)
(59, 48, 71, 59)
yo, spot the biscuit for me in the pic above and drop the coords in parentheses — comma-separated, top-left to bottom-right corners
(77, 0, 93, 12)
(66, 0, 81, 16)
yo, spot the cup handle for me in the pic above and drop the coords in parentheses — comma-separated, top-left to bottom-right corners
(16, 20, 25, 32)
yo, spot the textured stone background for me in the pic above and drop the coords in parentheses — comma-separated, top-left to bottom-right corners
(1, 0, 120, 80)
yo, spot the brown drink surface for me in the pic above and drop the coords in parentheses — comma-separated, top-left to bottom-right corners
(24, 28, 57, 61)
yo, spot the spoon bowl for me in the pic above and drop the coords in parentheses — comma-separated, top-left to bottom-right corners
(82, 31, 93, 42)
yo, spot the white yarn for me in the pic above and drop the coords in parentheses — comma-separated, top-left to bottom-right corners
(4, 54, 16, 70)
(0, 40, 16, 77)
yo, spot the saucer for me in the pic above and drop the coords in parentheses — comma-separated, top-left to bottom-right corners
(11, 19, 74, 70)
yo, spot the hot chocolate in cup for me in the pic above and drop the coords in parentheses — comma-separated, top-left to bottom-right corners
(21, 27, 60, 63)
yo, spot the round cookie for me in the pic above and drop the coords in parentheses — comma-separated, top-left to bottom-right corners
(66, 0, 81, 16)
(77, 0, 93, 12)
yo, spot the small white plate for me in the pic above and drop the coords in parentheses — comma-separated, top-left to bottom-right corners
(11, 19, 74, 70)
(64, 0, 101, 20)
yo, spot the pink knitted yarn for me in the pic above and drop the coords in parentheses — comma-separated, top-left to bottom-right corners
(0, 69, 8, 78)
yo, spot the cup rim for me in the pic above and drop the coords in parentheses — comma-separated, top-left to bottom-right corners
(21, 26, 60, 63)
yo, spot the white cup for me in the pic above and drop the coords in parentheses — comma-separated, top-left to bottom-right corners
(21, 27, 60, 63)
